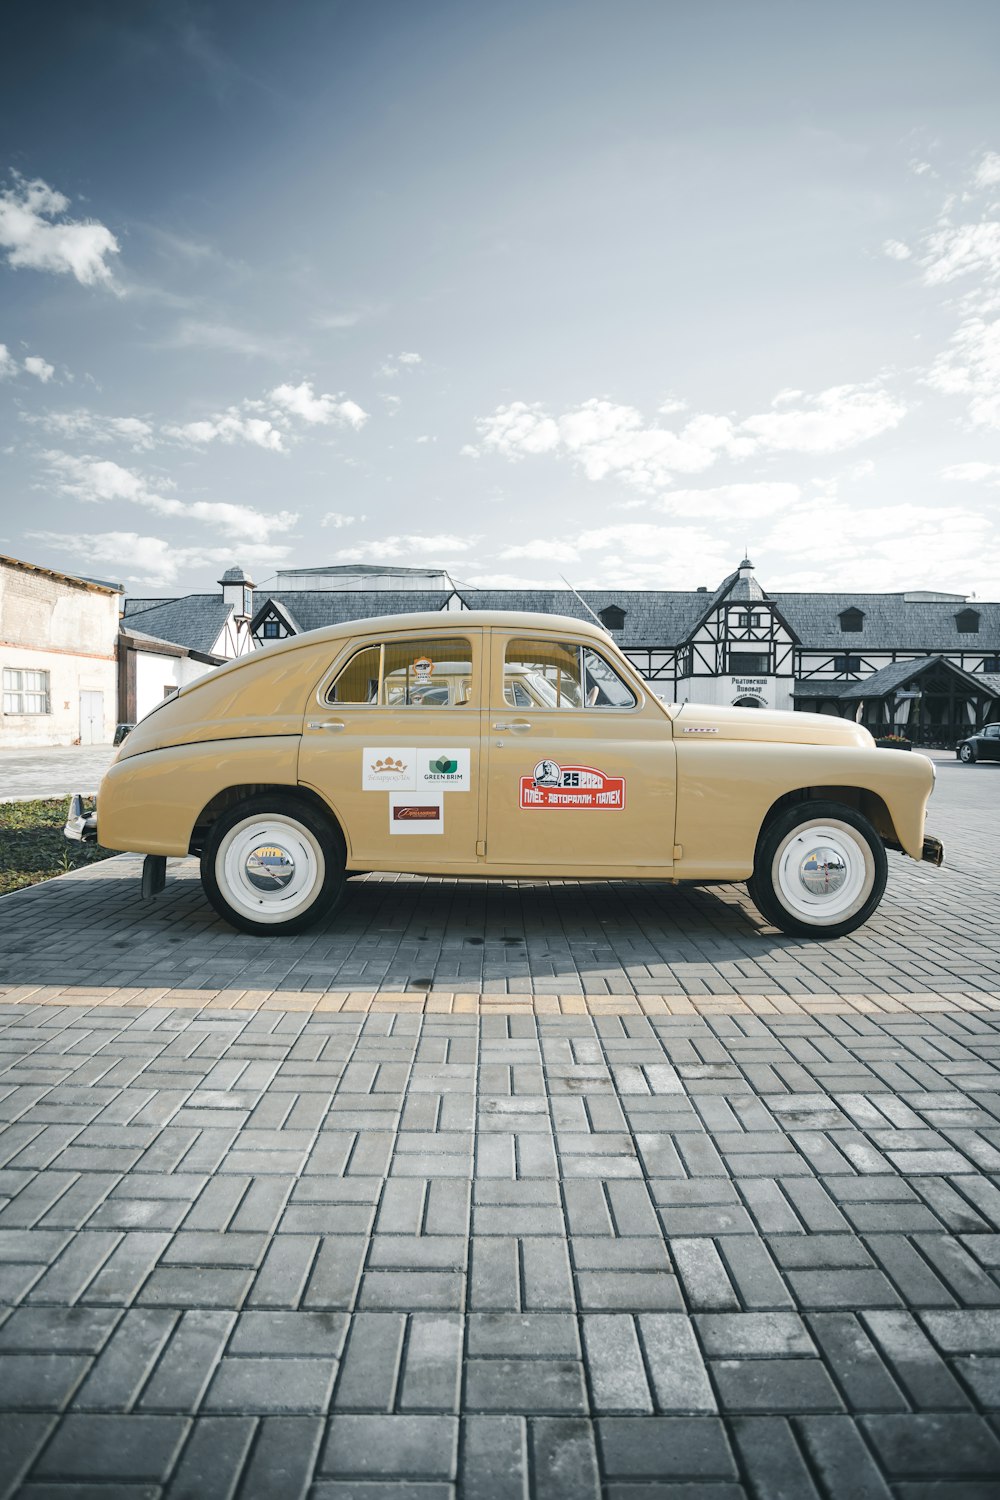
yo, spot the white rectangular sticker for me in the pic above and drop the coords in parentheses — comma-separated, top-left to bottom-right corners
(418, 749, 471, 792)
(389, 792, 445, 834)
(363, 748, 417, 790)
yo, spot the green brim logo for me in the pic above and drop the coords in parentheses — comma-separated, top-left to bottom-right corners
(430, 755, 458, 774)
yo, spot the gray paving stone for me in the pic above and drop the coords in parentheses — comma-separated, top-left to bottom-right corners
(597, 1416, 737, 1479)
(862, 1413, 1000, 1476)
(321, 1414, 459, 1479)
(203, 1355, 336, 1412)
(33, 1413, 190, 1481)
(530, 1417, 601, 1500)
(239, 1414, 325, 1500)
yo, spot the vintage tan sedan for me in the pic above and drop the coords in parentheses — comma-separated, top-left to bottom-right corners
(66, 610, 943, 938)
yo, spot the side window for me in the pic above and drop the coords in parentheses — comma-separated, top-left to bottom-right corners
(502, 639, 637, 709)
(327, 637, 474, 707)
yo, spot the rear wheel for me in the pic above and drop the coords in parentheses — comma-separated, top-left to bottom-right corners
(749, 801, 887, 939)
(959, 743, 976, 764)
(201, 795, 345, 935)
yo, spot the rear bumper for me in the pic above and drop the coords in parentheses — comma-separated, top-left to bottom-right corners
(64, 794, 98, 844)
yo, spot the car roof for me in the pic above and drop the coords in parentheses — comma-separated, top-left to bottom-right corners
(258, 608, 613, 660)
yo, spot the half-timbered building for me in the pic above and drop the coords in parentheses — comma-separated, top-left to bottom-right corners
(144, 556, 1000, 748)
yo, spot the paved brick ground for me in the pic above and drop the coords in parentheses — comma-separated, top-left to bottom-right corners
(1, 756, 998, 1005)
(3, 1003, 1000, 1496)
(3, 753, 1000, 1495)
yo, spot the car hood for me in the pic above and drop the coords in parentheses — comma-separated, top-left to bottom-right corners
(673, 702, 875, 749)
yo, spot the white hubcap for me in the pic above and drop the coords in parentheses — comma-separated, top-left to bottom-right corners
(772, 819, 874, 926)
(216, 814, 325, 924)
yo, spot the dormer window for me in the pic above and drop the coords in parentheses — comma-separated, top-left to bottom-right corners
(599, 604, 626, 631)
(263, 620, 281, 639)
(956, 608, 980, 634)
(839, 608, 864, 633)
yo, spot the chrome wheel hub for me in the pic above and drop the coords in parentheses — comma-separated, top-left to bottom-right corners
(798, 846, 848, 898)
(244, 843, 296, 891)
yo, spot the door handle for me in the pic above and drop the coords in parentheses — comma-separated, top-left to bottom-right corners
(306, 720, 345, 731)
(492, 721, 532, 732)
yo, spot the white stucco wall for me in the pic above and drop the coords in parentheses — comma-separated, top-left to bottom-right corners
(134, 651, 216, 723)
(0, 561, 119, 747)
(676, 674, 794, 712)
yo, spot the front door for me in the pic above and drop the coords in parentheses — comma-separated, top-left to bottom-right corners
(298, 629, 484, 868)
(484, 631, 676, 871)
(79, 690, 103, 745)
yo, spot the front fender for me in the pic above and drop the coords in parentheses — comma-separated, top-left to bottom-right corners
(97, 736, 300, 856)
(674, 741, 935, 878)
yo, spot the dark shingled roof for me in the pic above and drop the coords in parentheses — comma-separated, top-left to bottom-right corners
(771, 593, 1000, 651)
(120, 595, 233, 655)
(795, 656, 1000, 701)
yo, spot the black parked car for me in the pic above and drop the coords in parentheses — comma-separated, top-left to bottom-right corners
(956, 723, 1000, 763)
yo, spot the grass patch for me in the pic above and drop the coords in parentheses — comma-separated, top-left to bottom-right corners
(0, 798, 118, 896)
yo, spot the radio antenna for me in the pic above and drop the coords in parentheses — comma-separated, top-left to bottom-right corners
(559, 574, 611, 634)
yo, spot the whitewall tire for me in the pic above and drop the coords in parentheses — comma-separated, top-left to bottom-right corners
(201, 795, 345, 935)
(749, 802, 887, 939)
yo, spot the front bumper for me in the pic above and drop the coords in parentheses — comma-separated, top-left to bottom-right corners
(64, 794, 98, 844)
(921, 834, 945, 867)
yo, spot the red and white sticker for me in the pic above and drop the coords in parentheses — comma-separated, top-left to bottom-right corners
(519, 760, 625, 811)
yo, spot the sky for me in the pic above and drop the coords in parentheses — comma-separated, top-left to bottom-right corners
(2, 0, 1000, 600)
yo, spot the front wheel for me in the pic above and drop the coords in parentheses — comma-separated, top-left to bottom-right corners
(749, 801, 887, 939)
(201, 795, 345, 935)
(959, 743, 976, 764)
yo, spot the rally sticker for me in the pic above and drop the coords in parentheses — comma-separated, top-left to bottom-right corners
(363, 748, 417, 790)
(519, 760, 625, 810)
(419, 749, 471, 792)
(389, 792, 444, 833)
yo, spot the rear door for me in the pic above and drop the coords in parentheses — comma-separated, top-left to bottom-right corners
(484, 630, 676, 870)
(298, 629, 484, 867)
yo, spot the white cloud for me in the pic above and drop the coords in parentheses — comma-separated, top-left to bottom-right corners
(162, 319, 294, 358)
(472, 385, 904, 494)
(882, 239, 912, 261)
(23, 355, 54, 383)
(270, 380, 368, 429)
(911, 160, 934, 177)
(321, 511, 361, 528)
(42, 451, 297, 542)
(941, 460, 1000, 482)
(23, 409, 155, 450)
(338, 534, 473, 561)
(761, 498, 1000, 595)
(921, 221, 1000, 286)
(974, 152, 1000, 191)
(0, 344, 15, 379)
(925, 312, 1000, 427)
(737, 385, 906, 454)
(164, 410, 286, 451)
(30, 530, 293, 588)
(379, 351, 423, 377)
(500, 539, 581, 563)
(653, 482, 801, 521)
(0, 174, 119, 287)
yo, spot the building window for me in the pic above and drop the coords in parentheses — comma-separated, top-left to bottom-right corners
(2, 668, 51, 715)
(838, 608, 865, 632)
(983, 657, 1000, 673)
(956, 608, 980, 634)
(729, 651, 769, 674)
(598, 604, 626, 631)
(834, 655, 861, 673)
(262, 620, 281, 639)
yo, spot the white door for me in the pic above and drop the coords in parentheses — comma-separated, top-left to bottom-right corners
(79, 690, 103, 745)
